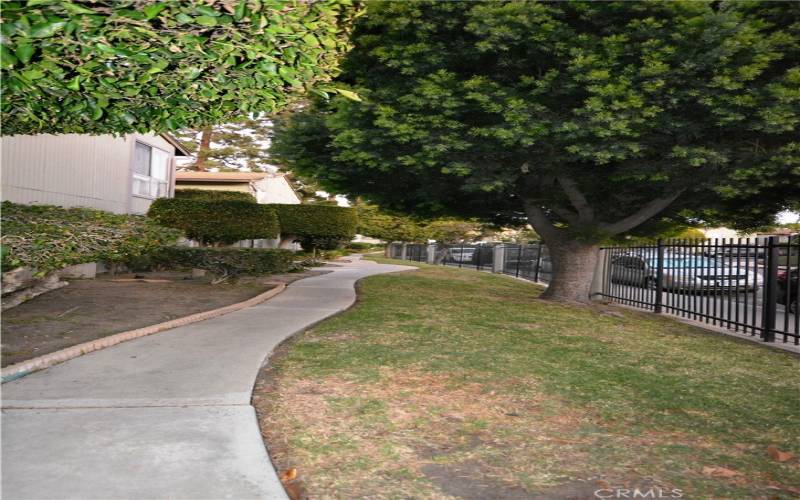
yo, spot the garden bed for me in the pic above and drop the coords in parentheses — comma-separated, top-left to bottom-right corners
(1, 269, 324, 368)
(253, 260, 800, 499)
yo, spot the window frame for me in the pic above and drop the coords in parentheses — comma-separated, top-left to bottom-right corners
(131, 140, 172, 200)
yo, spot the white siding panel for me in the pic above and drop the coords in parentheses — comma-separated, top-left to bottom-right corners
(1, 134, 132, 213)
(130, 196, 155, 215)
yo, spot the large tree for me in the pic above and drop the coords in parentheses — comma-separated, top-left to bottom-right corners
(272, 1, 800, 303)
(175, 117, 273, 171)
(0, 0, 360, 135)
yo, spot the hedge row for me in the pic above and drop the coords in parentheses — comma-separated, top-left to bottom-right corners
(267, 203, 358, 239)
(148, 195, 358, 248)
(151, 247, 295, 280)
(1, 201, 180, 276)
(148, 198, 279, 245)
(174, 189, 255, 203)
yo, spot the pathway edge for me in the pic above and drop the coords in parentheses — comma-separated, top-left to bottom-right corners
(1, 283, 287, 384)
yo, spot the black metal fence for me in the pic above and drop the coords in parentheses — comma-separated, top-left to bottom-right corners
(389, 235, 799, 346)
(500, 242, 552, 283)
(600, 236, 799, 345)
(391, 242, 551, 281)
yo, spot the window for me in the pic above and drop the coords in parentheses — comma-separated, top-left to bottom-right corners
(132, 142, 170, 198)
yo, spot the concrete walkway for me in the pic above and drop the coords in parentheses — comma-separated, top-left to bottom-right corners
(1, 255, 414, 500)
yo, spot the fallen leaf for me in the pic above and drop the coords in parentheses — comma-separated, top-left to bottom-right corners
(280, 468, 298, 483)
(702, 466, 740, 478)
(767, 445, 795, 462)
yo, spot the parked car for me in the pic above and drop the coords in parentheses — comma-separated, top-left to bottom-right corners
(777, 268, 798, 314)
(449, 247, 476, 263)
(610, 253, 759, 292)
(705, 244, 765, 260)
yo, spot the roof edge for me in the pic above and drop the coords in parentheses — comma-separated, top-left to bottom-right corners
(160, 133, 191, 156)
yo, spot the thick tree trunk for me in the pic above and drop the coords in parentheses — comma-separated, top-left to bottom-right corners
(195, 126, 212, 171)
(540, 241, 598, 304)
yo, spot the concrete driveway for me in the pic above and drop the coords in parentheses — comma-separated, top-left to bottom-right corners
(1, 255, 414, 500)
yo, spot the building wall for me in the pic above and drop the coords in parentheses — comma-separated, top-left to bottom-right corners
(254, 175, 301, 204)
(175, 182, 253, 194)
(1, 133, 176, 214)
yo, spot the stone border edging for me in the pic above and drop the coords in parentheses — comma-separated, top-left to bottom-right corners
(1, 283, 287, 384)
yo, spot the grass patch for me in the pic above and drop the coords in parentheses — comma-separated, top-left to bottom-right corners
(255, 259, 800, 498)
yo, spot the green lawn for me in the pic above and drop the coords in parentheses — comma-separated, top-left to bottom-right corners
(256, 258, 800, 498)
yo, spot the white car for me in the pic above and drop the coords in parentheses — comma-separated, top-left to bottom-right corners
(449, 247, 476, 263)
(611, 254, 759, 292)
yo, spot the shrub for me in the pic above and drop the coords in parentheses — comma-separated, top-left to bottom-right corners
(148, 198, 278, 245)
(0, 201, 180, 276)
(268, 204, 357, 250)
(0, 1, 360, 135)
(174, 189, 255, 203)
(347, 242, 379, 250)
(151, 247, 295, 280)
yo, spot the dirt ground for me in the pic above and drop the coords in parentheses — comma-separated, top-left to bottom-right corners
(1, 269, 325, 367)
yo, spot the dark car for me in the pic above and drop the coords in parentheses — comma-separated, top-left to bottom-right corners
(777, 268, 798, 314)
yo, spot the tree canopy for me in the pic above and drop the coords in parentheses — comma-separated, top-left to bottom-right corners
(0, 0, 360, 135)
(355, 203, 492, 243)
(272, 1, 800, 301)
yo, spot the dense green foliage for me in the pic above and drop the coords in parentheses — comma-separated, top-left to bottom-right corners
(148, 198, 278, 245)
(1, 201, 180, 275)
(174, 189, 255, 203)
(268, 203, 357, 245)
(272, 2, 799, 239)
(0, 0, 360, 135)
(152, 246, 294, 279)
(355, 203, 492, 243)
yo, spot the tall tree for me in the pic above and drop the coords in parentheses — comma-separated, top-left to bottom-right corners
(272, 1, 800, 303)
(0, 0, 361, 135)
(175, 118, 274, 171)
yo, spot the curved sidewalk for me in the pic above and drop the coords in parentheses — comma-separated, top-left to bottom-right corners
(1, 255, 414, 500)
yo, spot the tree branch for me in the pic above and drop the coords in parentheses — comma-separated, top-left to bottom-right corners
(522, 200, 561, 243)
(600, 189, 686, 235)
(550, 206, 579, 224)
(557, 176, 594, 223)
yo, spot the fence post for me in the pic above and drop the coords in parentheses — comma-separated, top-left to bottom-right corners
(400, 243, 408, 261)
(533, 241, 543, 283)
(492, 245, 505, 273)
(385, 243, 393, 258)
(761, 236, 778, 342)
(426, 243, 436, 265)
(654, 238, 665, 313)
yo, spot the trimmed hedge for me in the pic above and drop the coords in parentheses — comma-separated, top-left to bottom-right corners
(148, 198, 278, 245)
(174, 189, 255, 203)
(152, 247, 295, 280)
(1, 201, 180, 276)
(268, 204, 358, 240)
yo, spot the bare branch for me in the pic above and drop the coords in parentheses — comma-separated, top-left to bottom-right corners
(557, 176, 595, 223)
(600, 190, 686, 235)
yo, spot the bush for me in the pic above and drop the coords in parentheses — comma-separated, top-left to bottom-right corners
(347, 242, 379, 250)
(1, 201, 180, 276)
(268, 204, 357, 250)
(0, 1, 359, 135)
(151, 247, 295, 280)
(174, 189, 255, 203)
(148, 198, 279, 245)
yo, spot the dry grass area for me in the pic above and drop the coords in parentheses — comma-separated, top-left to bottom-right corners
(253, 260, 800, 499)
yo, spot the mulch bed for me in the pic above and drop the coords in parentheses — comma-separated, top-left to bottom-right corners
(1, 269, 325, 367)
